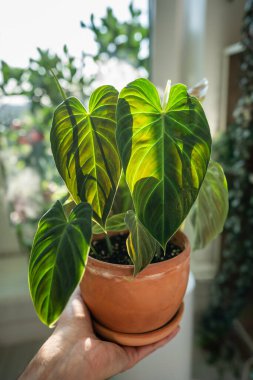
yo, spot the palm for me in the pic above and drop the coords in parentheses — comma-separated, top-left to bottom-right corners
(54, 289, 179, 380)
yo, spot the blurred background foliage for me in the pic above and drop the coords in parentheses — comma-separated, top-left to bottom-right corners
(80, 2, 149, 72)
(81, 3, 150, 72)
(0, 1, 148, 251)
(200, 0, 253, 378)
(0, 46, 96, 250)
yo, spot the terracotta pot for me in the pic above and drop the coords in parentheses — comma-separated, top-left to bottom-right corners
(80, 230, 190, 334)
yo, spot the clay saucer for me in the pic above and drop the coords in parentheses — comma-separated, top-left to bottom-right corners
(93, 303, 184, 346)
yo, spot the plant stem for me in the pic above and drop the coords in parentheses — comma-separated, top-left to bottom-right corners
(105, 233, 113, 256)
(90, 243, 99, 256)
(49, 69, 67, 101)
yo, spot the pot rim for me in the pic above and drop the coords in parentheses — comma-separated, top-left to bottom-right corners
(87, 229, 190, 277)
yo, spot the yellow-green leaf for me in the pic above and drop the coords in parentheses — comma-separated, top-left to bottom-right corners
(188, 160, 229, 250)
(29, 201, 92, 326)
(116, 78, 212, 248)
(92, 213, 127, 234)
(51, 86, 121, 227)
(125, 210, 159, 275)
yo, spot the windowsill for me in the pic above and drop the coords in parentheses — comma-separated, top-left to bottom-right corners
(0, 254, 50, 345)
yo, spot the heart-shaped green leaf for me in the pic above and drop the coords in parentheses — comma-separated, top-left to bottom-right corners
(92, 213, 127, 234)
(51, 85, 121, 227)
(188, 160, 228, 250)
(125, 210, 160, 275)
(116, 78, 212, 248)
(29, 201, 92, 326)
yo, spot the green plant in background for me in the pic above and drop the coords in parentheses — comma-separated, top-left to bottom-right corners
(0, 46, 93, 250)
(200, 0, 253, 377)
(0, 1, 148, 251)
(80, 2, 149, 72)
(0, 46, 92, 120)
(28, 77, 228, 326)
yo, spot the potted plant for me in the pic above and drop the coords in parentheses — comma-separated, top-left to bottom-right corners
(28, 78, 228, 345)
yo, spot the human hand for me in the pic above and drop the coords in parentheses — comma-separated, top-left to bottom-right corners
(20, 288, 180, 380)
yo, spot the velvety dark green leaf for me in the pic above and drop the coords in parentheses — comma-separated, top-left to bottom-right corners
(125, 210, 159, 275)
(116, 78, 212, 248)
(50, 86, 121, 227)
(92, 213, 127, 234)
(188, 160, 228, 250)
(29, 201, 92, 326)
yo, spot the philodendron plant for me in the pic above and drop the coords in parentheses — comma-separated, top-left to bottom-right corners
(29, 78, 228, 326)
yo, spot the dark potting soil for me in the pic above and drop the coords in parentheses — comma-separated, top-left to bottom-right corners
(89, 232, 182, 265)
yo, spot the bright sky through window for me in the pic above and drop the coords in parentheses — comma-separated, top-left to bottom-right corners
(0, 0, 148, 67)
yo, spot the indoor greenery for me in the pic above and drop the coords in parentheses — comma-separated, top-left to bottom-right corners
(28, 77, 228, 326)
(80, 2, 149, 72)
(0, 46, 91, 250)
(200, 0, 253, 377)
(0, 1, 148, 251)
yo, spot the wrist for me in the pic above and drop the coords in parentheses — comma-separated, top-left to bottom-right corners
(19, 333, 95, 380)
(19, 335, 61, 380)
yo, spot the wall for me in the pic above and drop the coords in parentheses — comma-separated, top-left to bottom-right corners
(0, 170, 20, 255)
(151, 0, 244, 134)
(203, 0, 244, 134)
